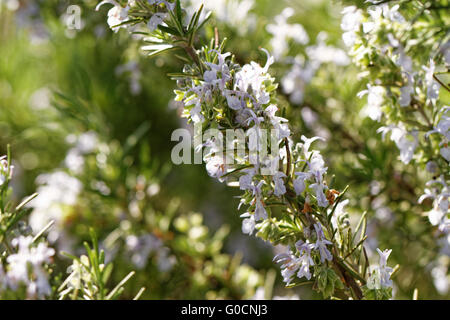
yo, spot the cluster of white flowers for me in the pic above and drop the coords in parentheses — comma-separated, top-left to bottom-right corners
(125, 233, 175, 271)
(342, 4, 404, 48)
(419, 175, 450, 255)
(273, 222, 333, 285)
(28, 132, 101, 251)
(173, 39, 354, 285)
(305, 33, 350, 67)
(96, 0, 174, 33)
(176, 47, 341, 243)
(340, 6, 363, 48)
(268, 8, 349, 105)
(342, 4, 442, 114)
(266, 7, 309, 60)
(341, 3, 449, 260)
(180, 48, 277, 126)
(65, 131, 99, 174)
(0, 152, 56, 299)
(293, 136, 329, 207)
(273, 241, 314, 285)
(29, 171, 83, 251)
(2, 236, 55, 298)
(342, 3, 446, 149)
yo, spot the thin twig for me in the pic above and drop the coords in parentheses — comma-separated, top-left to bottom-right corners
(433, 74, 450, 92)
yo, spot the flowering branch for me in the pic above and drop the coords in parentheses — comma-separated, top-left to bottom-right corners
(95, 0, 397, 299)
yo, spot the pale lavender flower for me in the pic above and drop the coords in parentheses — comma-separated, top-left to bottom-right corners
(314, 223, 333, 262)
(273, 242, 315, 285)
(307, 153, 327, 184)
(381, 4, 405, 23)
(156, 247, 176, 272)
(441, 147, 450, 162)
(431, 260, 449, 295)
(206, 51, 232, 91)
(358, 84, 385, 122)
(188, 0, 255, 35)
(310, 182, 328, 208)
(239, 168, 256, 191)
(265, 105, 291, 140)
(96, 0, 130, 33)
(367, 247, 394, 289)
(301, 135, 325, 159)
(377, 248, 394, 288)
(377, 125, 418, 164)
(295, 240, 315, 280)
(148, 12, 167, 31)
(420, 176, 449, 214)
(341, 6, 363, 47)
(273, 251, 300, 285)
(64, 131, 99, 173)
(273, 171, 287, 197)
(115, 61, 143, 95)
(399, 84, 414, 107)
(281, 57, 317, 104)
(205, 155, 227, 182)
(126, 234, 160, 269)
(254, 197, 267, 221)
(266, 7, 309, 59)
(427, 114, 450, 140)
(293, 172, 308, 195)
(240, 212, 256, 235)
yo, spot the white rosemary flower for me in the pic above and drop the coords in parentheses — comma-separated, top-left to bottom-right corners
(6, 236, 55, 297)
(96, 0, 130, 33)
(266, 7, 309, 59)
(368, 248, 394, 289)
(358, 85, 385, 122)
(313, 223, 333, 262)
